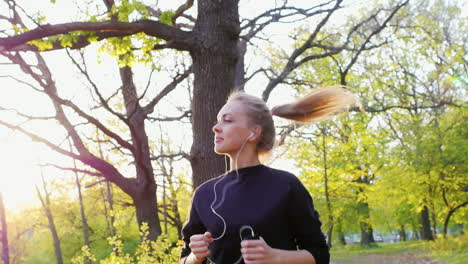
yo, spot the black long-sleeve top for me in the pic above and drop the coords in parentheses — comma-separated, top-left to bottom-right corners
(180, 164, 329, 264)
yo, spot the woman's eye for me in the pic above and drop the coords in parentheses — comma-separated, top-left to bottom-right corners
(214, 119, 232, 125)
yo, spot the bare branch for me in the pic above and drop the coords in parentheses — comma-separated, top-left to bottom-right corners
(172, 0, 194, 26)
(0, 119, 80, 159)
(241, 1, 335, 41)
(148, 110, 191, 122)
(65, 49, 128, 123)
(0, 74, 43, 93)
(142, 66, 193, 115)
(3, 51, 137, 156)
(151, 152, 191, 161)
(41, 163, 103, 177)
(340, 0, 409, 84)
(262, 0, 344, 101)
(0, 106, 55, 120)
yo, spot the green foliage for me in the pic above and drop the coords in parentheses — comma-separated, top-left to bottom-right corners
(426, 233, 468, 252)
(71, 223, 182, 264)
(159, 11, 175, 25)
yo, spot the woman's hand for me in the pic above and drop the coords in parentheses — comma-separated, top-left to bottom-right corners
(241, 238, 280, 264)
(188, 232, 213, 263)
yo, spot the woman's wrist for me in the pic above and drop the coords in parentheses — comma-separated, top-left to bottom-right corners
(186, 252, 205, 264)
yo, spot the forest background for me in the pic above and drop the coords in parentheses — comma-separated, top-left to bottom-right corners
(0, 0, 466, 263)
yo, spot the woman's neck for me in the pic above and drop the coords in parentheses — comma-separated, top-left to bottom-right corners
(229, 151, 260, 171)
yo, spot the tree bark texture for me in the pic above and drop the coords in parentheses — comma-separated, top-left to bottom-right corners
(190, 0, 241, 188)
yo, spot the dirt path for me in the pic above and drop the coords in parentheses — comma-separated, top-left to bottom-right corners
(331, 252, 449, 264)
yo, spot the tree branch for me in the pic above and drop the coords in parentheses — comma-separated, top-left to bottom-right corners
(262, 0, 344, 101)
(148, 110, 191, 122)
(142, 66, 192, 115)
(0, 20, 194, 52)
(172, 0, 194, 26)
(151, 152, 191, 161)
(42, 163, 103, 177)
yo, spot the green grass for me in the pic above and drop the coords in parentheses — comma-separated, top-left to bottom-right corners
(331, 238, 468, 264)
(331, 241, 423, 260)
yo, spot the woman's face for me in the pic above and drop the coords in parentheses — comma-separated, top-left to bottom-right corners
(212, 100, 253, 156)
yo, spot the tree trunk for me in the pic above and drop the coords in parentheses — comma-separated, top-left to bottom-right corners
(70, 140, 91, 261)
(37, 175, 63, 264)
(399, 225, 406, 241)
(420, 206, 434, 240)
(190, 0, 241, 188)
(119, 66, 161, 240)
(443, 201, 468, 237)
(0, 193, 10, 264)
(457, 224, 464, 235)
(360, 222, 375, 246)
(359, 201, 375, 246)
(105, 181, 117, 237)
(336, 221, 346, 246)
(322, 131, 334, 248)
(96, 130, 117, 238)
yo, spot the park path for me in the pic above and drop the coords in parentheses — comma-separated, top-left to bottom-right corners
(331, 252, 449, 264)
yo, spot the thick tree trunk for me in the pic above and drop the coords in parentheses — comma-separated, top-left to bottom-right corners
(420, 206, 434, 240)
(0, 193, 10, 264)
(190, 0, 240, 188)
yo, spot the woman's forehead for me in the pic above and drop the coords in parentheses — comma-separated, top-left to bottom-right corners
(217, 101, 246, 118)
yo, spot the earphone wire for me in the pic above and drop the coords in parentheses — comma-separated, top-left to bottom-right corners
(207, 133, 252, 264)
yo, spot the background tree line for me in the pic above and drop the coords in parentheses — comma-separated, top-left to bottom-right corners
(0, 0, 466, 263)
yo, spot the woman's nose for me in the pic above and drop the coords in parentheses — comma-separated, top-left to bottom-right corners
(213, 122, 221, 133)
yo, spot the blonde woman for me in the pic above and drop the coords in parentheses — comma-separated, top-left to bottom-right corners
(180, 86, 359, 264)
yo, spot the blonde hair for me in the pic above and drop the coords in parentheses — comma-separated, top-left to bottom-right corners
(227, 85, 362, 154)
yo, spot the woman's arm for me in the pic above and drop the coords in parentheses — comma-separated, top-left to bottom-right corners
(179, 190, 209, 263)
(287, 177, 330, 264)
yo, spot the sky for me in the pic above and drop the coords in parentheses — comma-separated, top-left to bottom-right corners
(0, 0, 385, 211)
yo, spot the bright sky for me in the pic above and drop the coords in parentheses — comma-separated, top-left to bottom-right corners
(0, 0, 373, 211)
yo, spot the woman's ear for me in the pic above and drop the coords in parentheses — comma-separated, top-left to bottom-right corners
(248, 126, 262, 141)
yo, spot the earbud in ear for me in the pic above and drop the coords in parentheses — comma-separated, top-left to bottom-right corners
(248, 131, 254, 139)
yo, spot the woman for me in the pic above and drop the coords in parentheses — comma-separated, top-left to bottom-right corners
(179, 86, 360, 264)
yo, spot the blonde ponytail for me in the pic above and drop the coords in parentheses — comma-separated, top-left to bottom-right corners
(227, 86, 362, 155)
(271, 86, 363, 123)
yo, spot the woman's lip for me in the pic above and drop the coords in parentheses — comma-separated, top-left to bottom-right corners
(215, 137, 223, 143)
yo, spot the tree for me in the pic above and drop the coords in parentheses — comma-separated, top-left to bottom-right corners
(0, 192, 10, 264)
(0, 0, 410, 241)
(36, 172, 64, 264)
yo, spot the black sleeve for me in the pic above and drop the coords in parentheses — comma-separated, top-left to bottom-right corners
(288, 176, 330, 264)
(180, 190, 207, 259)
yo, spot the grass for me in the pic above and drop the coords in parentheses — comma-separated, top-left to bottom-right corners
(331, 236, 468, 264)
(331, 241, 424, 260)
